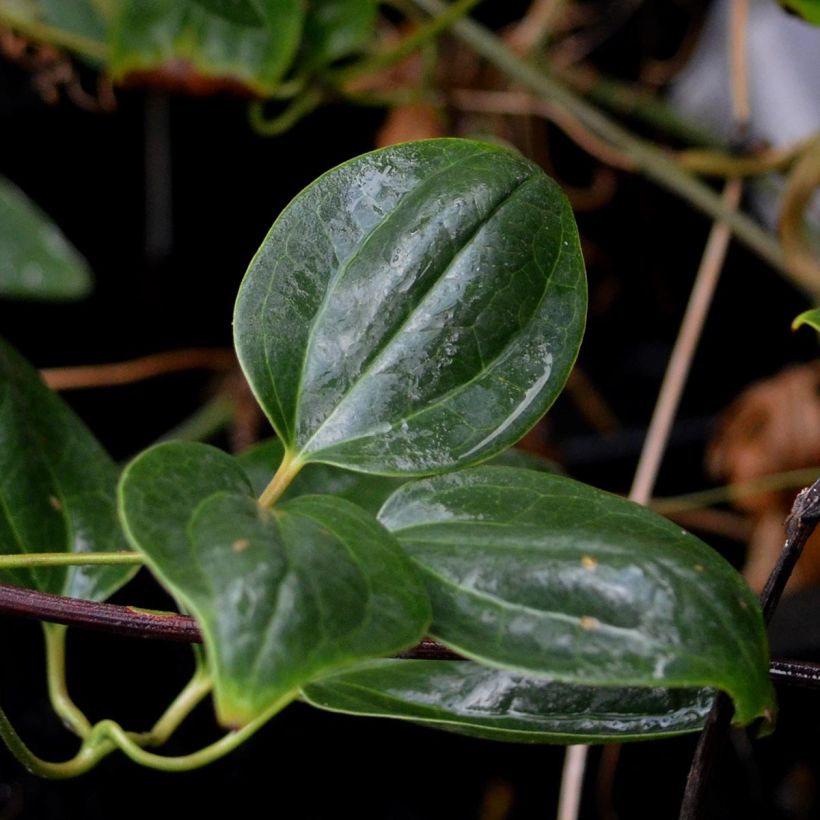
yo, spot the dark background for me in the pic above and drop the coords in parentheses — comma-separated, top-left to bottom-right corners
(2, 4, 820, 817)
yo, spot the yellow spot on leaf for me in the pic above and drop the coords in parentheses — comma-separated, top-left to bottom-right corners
(581, 555, 598, 571)
(232, 538, 250, 553)
(580, 616, 600, 631)
(693, 564, 704, 573)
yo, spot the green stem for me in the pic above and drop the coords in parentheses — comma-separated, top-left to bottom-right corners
(330, 0, 483, 85)
(42, 624, 92, 739)
(98, 689, 297, 772)
(411, 0, 790, 279)
(651, 467, 820, 515)
(0, 12, 109, 62)
(0, 703, 113, 779)
(139, 648, 212, 747)
(258, 451, 304, 509)
(0, 553, 143, 571)
(249, 89, 324, 137)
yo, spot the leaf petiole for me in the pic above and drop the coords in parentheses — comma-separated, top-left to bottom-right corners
(258, 450, 304, 509)
(137, 647, 213, 747)
(97, 689, 298, 772)
(43, 624, 92, 739)
(0, 703, 114, 779)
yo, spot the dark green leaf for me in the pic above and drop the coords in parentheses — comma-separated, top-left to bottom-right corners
(0, 178, 92, 301)
(303, 660, 714, 743)
(0, 337, 132, 601)
(110, 0, 304, 95)
(234, 138, 586, 476)
(300, 0, 378, 70)
(378, 467, 775, 727)
(237, 438, 558, 514)
(119, 442, 431, 727)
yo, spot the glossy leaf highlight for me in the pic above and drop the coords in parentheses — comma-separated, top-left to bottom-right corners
(0, 337, 132, 601)
(119, 442, 431, 727)
(378, 467, 775, 727)
(303, 660, 714, 743)
(234, 138, 586, 475)
(0, 178, 92, 301)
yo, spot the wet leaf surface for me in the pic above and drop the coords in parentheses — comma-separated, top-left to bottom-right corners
(0, 337, 131, 600)
(234, 138, 586, 475)
(119, 441, 431, 726)
(378, 466, 775, 727)
(303, 659, 714, 743)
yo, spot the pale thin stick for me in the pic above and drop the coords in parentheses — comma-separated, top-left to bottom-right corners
(557, 178, 743, 820)
(629, 178, 743, 505)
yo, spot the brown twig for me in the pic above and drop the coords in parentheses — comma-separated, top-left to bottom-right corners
(40, 349, 236, 391)
(2, 583, 820, 690)
(0, 582, 463, 659)
(679, 478, 820, 819)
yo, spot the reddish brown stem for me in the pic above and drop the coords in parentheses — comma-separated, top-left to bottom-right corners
(0, 583, 462, 659)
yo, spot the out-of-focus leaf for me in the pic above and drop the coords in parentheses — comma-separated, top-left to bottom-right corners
(303, 659, 714, 743)
(793, 307, 820, 332)
(0, 336, 133, 601)
(779, 0, 820, 25)
(0, 178, 92, 301)
(0, 0, 109, 55)
(110, 0, 304, 95)
(300, 0, 378, 70)
(189, 0, 263, 27)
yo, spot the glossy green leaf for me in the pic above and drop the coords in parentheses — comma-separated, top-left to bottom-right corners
(110, 0, 304, 95)
(0, 336, 132, 601)
(119, 441, 431, 727)
(792, 307, 820, 333)
(779, 0, 820, 24)
(303, 660, 714, 743)
(0, 178, 92, 301)
(300, 0, 378, 70)
(237, 438, 558, 514)
(378, 467, 775, 727)
(234, 138, 586, 476)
